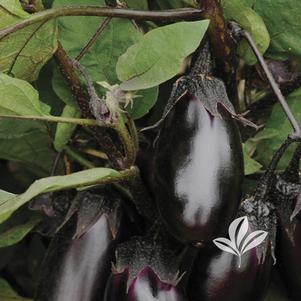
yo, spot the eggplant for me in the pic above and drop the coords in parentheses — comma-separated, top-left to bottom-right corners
(104, 232, 188, 301)
(34, 186, 140, 301)
(274, 144, 301, 300)
(187, 139, 296, 301)
(187, 215, 273, 301)
(151, 44, 243, 243)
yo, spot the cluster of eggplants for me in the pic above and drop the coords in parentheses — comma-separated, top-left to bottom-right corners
(33, 42, 301, 301)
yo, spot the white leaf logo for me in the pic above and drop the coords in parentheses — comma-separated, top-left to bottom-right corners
(213, 216, 268, 268)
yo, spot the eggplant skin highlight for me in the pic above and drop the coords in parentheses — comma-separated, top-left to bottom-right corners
(34, 215, 114, 301)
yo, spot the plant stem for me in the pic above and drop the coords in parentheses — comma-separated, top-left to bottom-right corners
(199, 0, 238, 108)
(65, 146, 95, 169)
(115, 115, 137, 167)
(75, 17, 112, 61)
(55, 43, 125, 170)
(242, 30, 301, 138)
(0, 114, 112, 127)
(0, 6, 203, 39)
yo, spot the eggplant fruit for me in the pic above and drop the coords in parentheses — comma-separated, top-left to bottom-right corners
(34, 187, 140, 301)
(188, 220, 272, 301)
(34, 215, 114, 301)
(186, 139, 295, 301)
(152, 90, 243, 242)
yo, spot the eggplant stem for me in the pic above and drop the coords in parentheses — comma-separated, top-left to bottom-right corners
(242, 30, 301, 138)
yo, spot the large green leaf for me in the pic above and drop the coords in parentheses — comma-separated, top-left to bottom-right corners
(253, 0, 301, 60)
(125, 87, 159, 120)
(0, 1, 28, 27)
(53, 0, 142, 84)
(255, 88, 301, 169)
(0, 73, 46, 116)
(0, 216, 40, 248)
(221, 0, 270, 65)
(116, 20, 210, 90)
(0, 278, 31, 300)
(156, 0, 196, 9)
(0, 167, 120, 224)
(0, 1, 58, 82)
(0, 190, 15, 204)
(125, 0, 148, 9)
(0, 74, 56, 174)
(0, 130, 58, 176)
(52, 0, 159, 119)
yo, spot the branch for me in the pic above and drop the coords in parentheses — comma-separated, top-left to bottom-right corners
(200, 0, 238, 106)
(0, 114, 112, 127)
(54, 43, 126, 170)
(0, 6, 203, 39)
(242, 31, 301, 138)
(76, 17, 112, 61)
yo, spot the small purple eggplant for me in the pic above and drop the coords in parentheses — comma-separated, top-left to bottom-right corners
(34, 186, 140, 301)
(274, 143, 301, 300)
(187, 214, 273, 301)
(151, 44, 244, 243)
(104, 232, 188, 301)
(187, 139, 295, 301)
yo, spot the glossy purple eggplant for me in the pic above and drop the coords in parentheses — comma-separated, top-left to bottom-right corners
(188, 218, 272, 301)
(274, 144, 301, 300)
(34, 187, 140, 301)
(104, 232, 188, 301)
(186, 139, 296, 301)
(151, 43, 244, 243)
(152, 91, 243, 243)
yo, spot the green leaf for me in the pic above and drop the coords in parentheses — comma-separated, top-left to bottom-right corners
(0, 74, 57, 175)
(255, 87, 301, 169)
(0, 190, 15, 205)
(52, 66, 77, 107)
(0, 3, 58, 82)
(125, 86, 159, 119)
(221, 0, 270, 65)
(253, 0, 301, 60)
(0, 130, 58, 176)
(0, 216, 41, 248)
(156, 0, 196, 9)
(243, 144, 262, 175)
(125, 0, 148, 9)
(0, 73, 45, 116)
(117, 20, 210, 91)
(53, 0, 142, 84)
(0, 1, 28, 27)
(0, 278, 31, 300)
(54, 105, 81, 151)
(0, 167, 120, 224)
